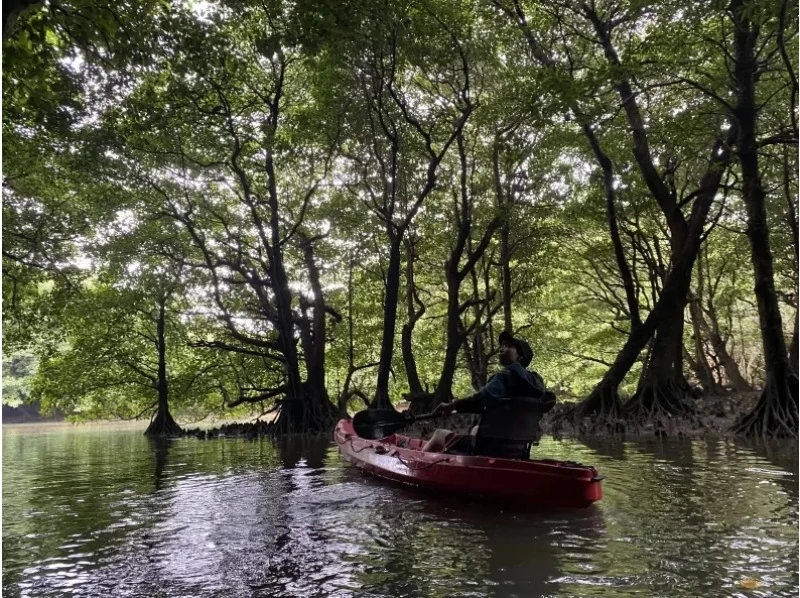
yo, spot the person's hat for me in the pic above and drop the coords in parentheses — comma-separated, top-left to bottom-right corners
(498, 330, 534, 368)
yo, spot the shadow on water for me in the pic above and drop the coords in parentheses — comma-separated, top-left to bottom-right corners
(148, 436, 174, 492)
(736, 437, 799, 505)
(275, 434, 331, 469)
(332, 464, 607, 598)
(575, 436, 627, 461)
(451, 502, 607, 598)
(4, 428, 797, 598)
(605, 436, 799, 597)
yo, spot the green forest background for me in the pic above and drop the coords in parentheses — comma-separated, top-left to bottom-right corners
(2, 0, 797, 435)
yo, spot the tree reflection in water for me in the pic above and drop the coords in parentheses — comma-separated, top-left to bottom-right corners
(339, 478, 606, 598)
(3, 430, 797, 597)
(149, 436, 174, 492)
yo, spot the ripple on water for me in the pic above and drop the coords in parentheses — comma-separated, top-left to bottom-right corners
(2, 429, 798, 597)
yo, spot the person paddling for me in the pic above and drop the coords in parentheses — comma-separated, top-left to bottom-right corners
(421, 330, 550, 453)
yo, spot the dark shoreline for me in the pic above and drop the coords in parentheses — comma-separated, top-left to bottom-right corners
(175, 392, 778, 441)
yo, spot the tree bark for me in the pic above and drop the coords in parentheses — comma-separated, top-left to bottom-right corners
(263, 65, 336, 433)
(688, 297, 723, 394)
(267, 173, 305, 407)
(401, 236, 424, 397)
(299, 237, 328, 394)
(577, 125, 737, 420)
(434, 269, 463, 403)
(374, 235, 403, 409)
(693, 296, 752, 392)
(145, 295, 181, 437)
(790, 311, 799, 375)
(500, 222, 513, 331)
(582, 124, 641, 331)
(782, 143, 799, 376)
(466, 261, 489, 388)
(579, 251, 694, 419)
(492, 133, 515, 332)
(729, 0, 798, 437)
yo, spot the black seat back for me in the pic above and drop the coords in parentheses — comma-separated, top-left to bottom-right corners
(473, 396, 548, 460)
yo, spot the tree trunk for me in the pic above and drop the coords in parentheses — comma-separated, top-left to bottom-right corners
(271, 239, 338, 434)
(730, 2, 798, 437)
(694, 295, 752, 392)
(582, 124, 641, 330)
(338, 254, 375, 417)
(145, 296, 181, 437)
(268, 392, 338, 435)
(461, 325, 482, 390)
(782, 137, 799, 376)
(401, 237, 424, 396)
(434, 272, 463, 404)
(500, 221, 513, 331)
(791, 311, 799, 375)
(373, 235, 403, 409)
(625, 303, 693, 416)
(492, 132, 515, 332)
(265, 144, 336, 433)
(624, 213, 695, 417)
(575, 126, 735, 422)
(465, 264, 489, 388)
(300, 237, 328, 395)
(688, 298, 724, 394)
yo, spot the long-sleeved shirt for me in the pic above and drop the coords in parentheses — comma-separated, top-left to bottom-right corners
(454, 362, 547, 414)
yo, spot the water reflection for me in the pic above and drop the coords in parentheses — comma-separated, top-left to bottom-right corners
(578, 436, 627, 461)
(738, 438, 799, 504)
(2, 427, 798, 597)
(276, 434, 331, 469)
(149, 437, 173, 491)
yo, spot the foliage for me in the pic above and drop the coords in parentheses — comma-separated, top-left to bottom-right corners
(2, 0, 796, 429)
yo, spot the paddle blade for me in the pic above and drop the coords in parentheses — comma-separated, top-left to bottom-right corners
(352, 409, 410, 439)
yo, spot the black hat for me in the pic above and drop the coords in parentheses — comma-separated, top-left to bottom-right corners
(498, 330, 533, 368)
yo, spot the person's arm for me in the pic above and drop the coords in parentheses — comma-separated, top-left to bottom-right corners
(436, 370, 510, 414)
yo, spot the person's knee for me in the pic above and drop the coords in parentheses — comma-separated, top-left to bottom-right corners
(422, 428, 452, 452)
(432, 429, 451, 440)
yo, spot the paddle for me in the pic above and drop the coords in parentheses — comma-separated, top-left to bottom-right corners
(352, 408, 441, 439)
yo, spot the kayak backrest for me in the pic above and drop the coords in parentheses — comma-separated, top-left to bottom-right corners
(474, 396, 546, 460)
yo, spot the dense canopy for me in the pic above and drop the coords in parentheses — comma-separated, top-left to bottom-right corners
(2, 0, 797, 436)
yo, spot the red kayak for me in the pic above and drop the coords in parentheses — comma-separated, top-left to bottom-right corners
(335, 419, 603, 508)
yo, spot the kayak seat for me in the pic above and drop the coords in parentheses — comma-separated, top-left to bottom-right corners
(475, 396, 547, 460)
(446, 396, 550, 460)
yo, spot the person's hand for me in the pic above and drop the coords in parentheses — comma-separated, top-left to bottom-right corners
(433, 401, 456, 416)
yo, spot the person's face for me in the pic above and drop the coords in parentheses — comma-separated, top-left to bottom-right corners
(499, 341, 519, 366)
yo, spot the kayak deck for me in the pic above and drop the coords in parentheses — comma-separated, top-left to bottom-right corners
(335, 419, 603, 508)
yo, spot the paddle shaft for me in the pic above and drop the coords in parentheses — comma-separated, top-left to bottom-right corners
(411, 412, 438, 422)
(352, 409, 442, 439)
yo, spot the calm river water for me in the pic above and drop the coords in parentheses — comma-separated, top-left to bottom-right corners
(2, 424, 797, 597)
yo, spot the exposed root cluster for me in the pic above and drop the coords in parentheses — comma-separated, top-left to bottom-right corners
(144, 409, 182, 437)
(180, 391, 339, 439)
(731, 376, 799, 438)
(549, 378, 703, 438)
(549, 385, 625, 437)
(622, 379, 700, 435)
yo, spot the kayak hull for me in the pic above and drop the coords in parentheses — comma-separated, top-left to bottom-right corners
(335, 419, 602, 508)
